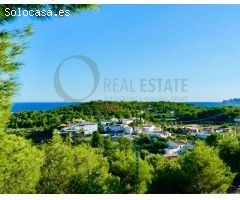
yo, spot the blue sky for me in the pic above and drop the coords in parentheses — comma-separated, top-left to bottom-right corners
(7, 5, 240, 102)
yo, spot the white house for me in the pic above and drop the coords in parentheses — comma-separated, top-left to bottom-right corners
(142, 125, 157, 134)
(111, 118, 119, 123)
(124, 126, 133, 134)
(159, 131, 172, 138)
(80, 123, 98, 135)
(61, 125, 81, 133)
(149, 131, 171, 138)
(61, 123, 98, 136)
(164, 141, 194, 157)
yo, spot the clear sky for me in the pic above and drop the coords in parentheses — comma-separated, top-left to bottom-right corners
(7, 4, 240, 102)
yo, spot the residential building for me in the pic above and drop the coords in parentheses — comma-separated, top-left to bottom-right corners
(164, 141, 194, 158)
(124, 126, 133, 134)
(149, 131, 171, 138)
(60, 123, 98, 135)
(142, 125, 157, 134)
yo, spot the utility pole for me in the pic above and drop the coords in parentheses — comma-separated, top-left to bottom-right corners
(135, 145, 140, 194)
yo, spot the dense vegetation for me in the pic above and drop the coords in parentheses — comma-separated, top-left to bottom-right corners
(4, 101, 240, 193)
(0, 130, 239, 194)
(8, 101, 240, 130)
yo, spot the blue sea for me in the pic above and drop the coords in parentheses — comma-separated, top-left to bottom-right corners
(11, 102, 224, 113)
(11, 102, 79, 112)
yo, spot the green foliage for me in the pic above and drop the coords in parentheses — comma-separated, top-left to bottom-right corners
(69, 144, 120, 194)
(98, 124, 105, 133)
(217, 132, 240, 172)
(103, 135, 117, 157)
(0, 133, 44, 193)
(205, 133, 222, 147)
(151, 157, 183, 193)
(37, 134, 75, 193)
(151, 141, 234, 194)
(107, 139, 153, 194)
(135, 135, 167, 154)
(9, 101, 240, 131)
(0, 129, 239, 194)
(232, 173, 240, 188)
(0, 25, 32, 132)
(38, 133, 119, 194)
(179, 141, 233, 193)
(91, 131, 104, 148)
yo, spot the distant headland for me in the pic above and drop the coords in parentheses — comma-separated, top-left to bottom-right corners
(222, 98, 240, 106)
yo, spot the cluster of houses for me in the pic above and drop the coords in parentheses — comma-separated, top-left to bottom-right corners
(183, 124, 229, 140)
(100, 118, 173, 139)
(59, 117, 173, 139)
(59, 119, 233, 159)
(59, 118, 195, 159)
(100, 118, 134, 135)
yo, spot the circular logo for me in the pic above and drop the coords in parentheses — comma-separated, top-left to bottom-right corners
(54, 55, 99, 102)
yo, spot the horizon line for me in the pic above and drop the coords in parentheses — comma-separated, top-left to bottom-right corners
(12, 101, 224, 103)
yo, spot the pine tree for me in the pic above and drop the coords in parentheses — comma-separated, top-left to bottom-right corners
(0, 134, 44, 193)
(0, 4, 97, 131)
(0, 25, 32, 132)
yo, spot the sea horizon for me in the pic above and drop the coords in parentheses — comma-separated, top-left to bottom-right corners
(11, 101, 224, 113)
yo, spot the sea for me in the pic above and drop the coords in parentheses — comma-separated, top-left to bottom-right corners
(10, 102, 224, 113)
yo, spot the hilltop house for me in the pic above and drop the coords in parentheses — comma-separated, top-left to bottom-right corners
(164, 141, 194, 159)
